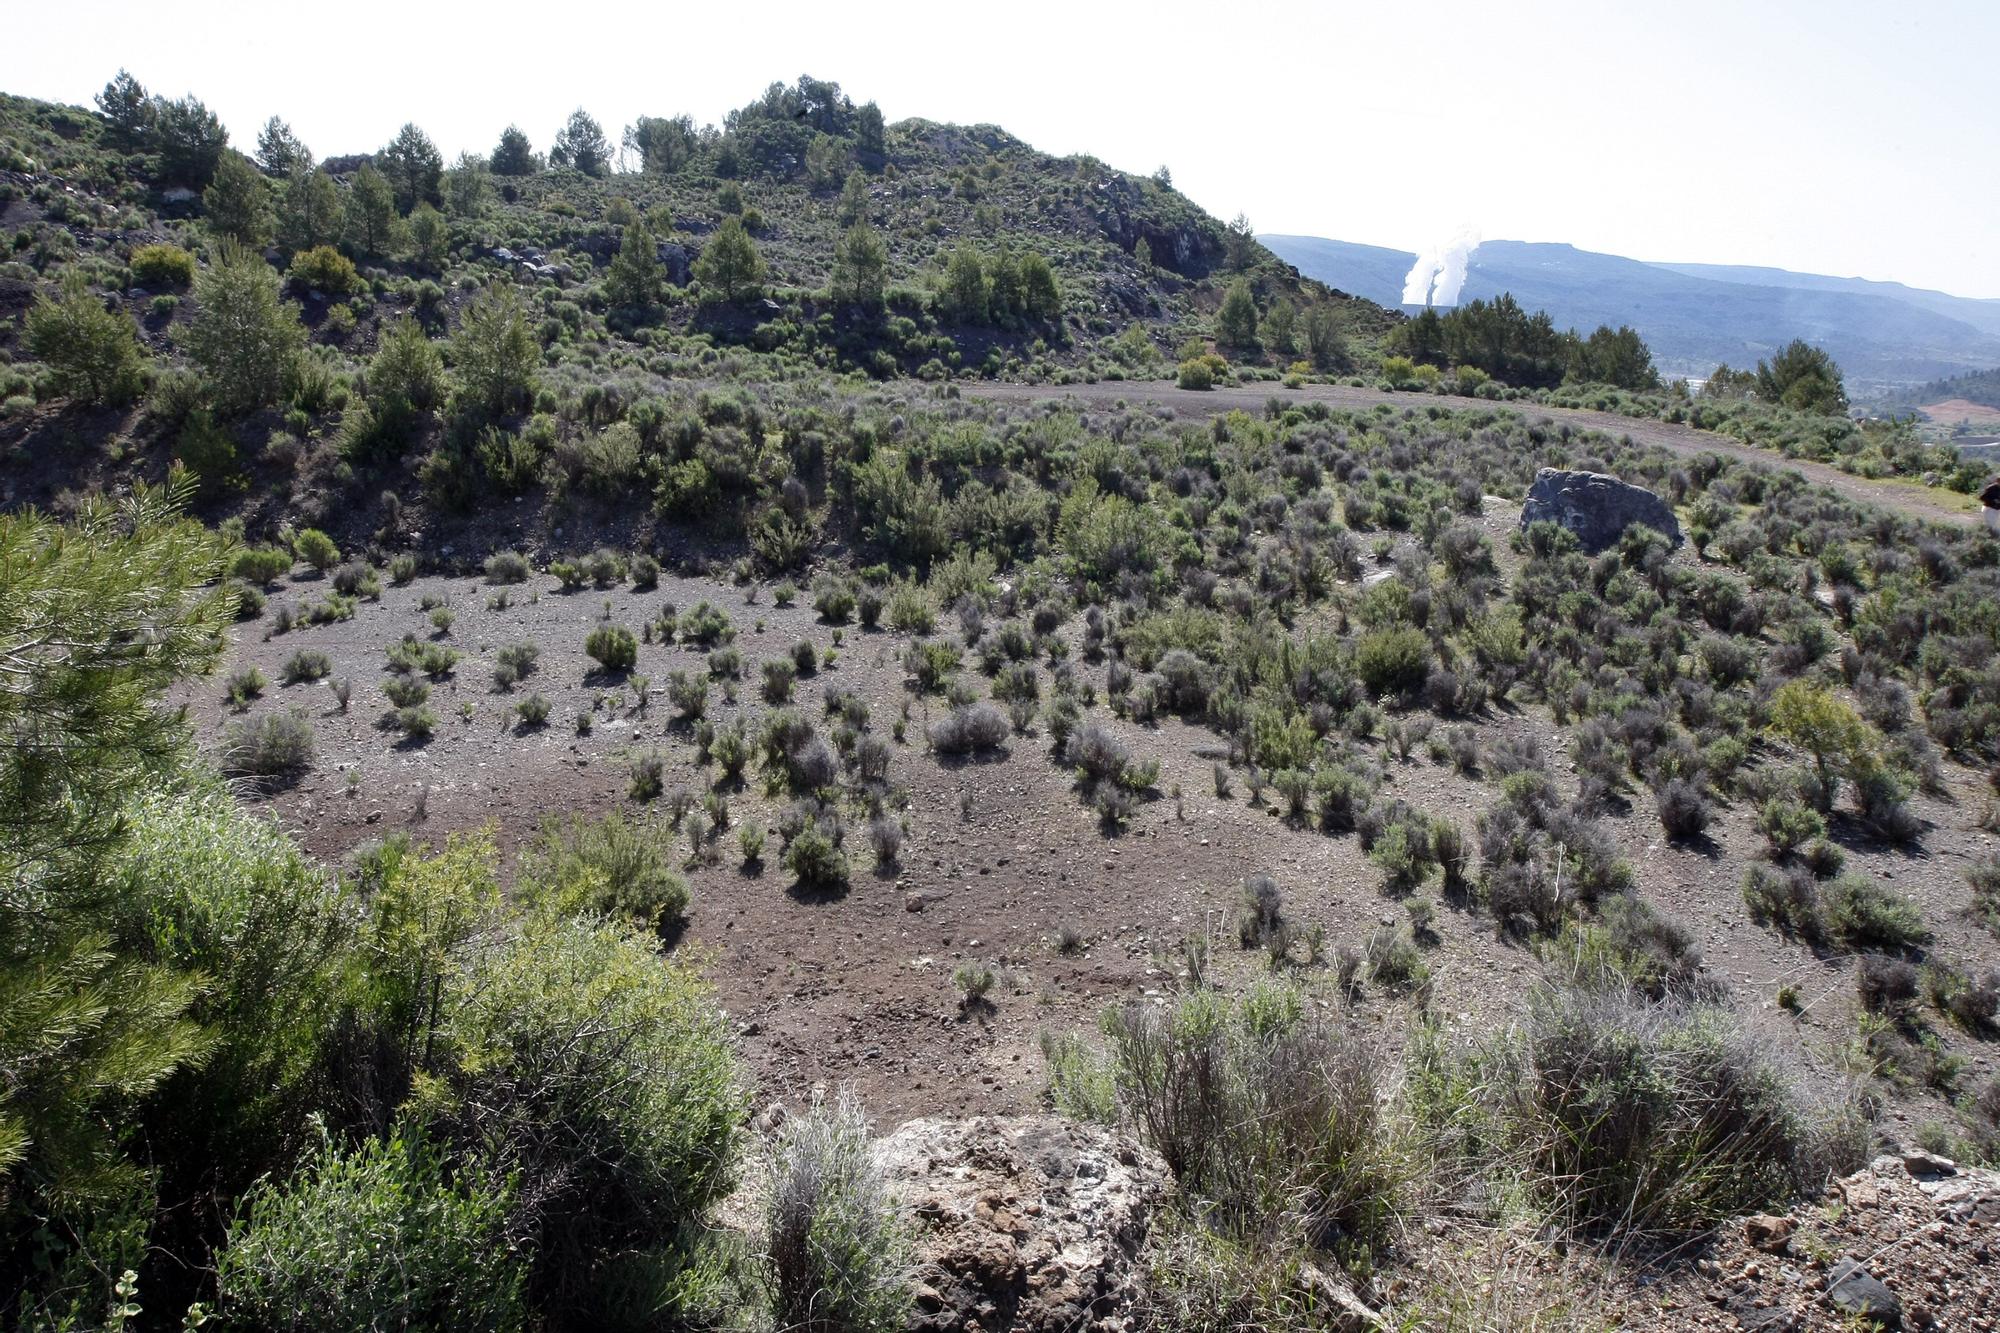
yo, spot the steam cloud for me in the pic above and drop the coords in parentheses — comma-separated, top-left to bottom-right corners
(1401, 228, 1482, 307)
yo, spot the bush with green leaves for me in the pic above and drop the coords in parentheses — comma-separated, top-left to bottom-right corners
(130, 242, 196, 288)
(216, 1127, 527, 1333)
(766, 1089, 911, 1333)
(287, 244, 362, 297)
(436, 914, 744, 1320)
(524, 811, 689, 929)
(1353, 626, 1432, 699)
(26, 272, 148, 405)
(785, 822, 848, 893)
(293, 527, 340, 572)
(219, 710, 315, 781)
(1098, 984, 1394, 1247)
(586, 623, 639, 673)
(1821, 874, 1929, 952)
(1408, 979, 1862, 1239)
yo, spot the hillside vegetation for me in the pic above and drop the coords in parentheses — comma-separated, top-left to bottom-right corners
(4, 68, 2000, 1333)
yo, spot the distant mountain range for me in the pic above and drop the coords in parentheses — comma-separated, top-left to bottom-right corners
(1261, 235, 2000, 394)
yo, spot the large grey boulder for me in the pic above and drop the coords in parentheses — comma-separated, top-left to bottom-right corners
(878, 1115, 1170, 1333)
(1519, 467, 1682, 553)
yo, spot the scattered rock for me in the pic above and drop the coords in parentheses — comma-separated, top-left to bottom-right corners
(1519, 467, 1683, 553)
(1745, 1213, 1796, 1252)
(877, 1115, 1170, 1332)
(1824, 1259, 1901, 1328)
(1898, 1149, 1956, 1178)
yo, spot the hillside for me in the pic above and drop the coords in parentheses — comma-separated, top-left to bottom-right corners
(5, 71, 2000, 1333)
(1656, 261, 2000, 341)
(1872, 364, 2000, 425)
(1263, 233, 2000, 392)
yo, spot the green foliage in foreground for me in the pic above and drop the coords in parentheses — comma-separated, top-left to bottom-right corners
(0, 489, 751, 1329)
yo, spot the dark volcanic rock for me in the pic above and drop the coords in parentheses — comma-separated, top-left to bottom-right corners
(1825, 1258, 1901, 1327)
(1519, 467, 1683, 553)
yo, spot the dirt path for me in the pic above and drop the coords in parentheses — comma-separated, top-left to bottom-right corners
(960, 380, 1981, 528)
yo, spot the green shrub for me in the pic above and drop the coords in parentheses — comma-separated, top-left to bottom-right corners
(287, 244, 362, 297)
(586, 624, 639, 673)
(26, 272, 147, 405)
(130, 242, 196, 288)
(1099, 984, 1394, 1245)
(524, 812, 690, 929)
(232, 544, 293, 586)
(785, 824, 847, 893)
(485, 551, 530, 584)
(438, 915, 744, 1319)
(280, 649, 332, 684)
(1175, 358, 1214, 390)
(1354, 626, 1431, 698)
(294, 528, 340, 572)
(1822, 874, 1929, 951)
(1411, 981, 1861, 1238)
(216, 1127, 526, 1333)
(767, 1090, 911, 1333)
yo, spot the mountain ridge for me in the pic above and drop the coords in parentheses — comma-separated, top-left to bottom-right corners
(1262, 233, 2000, 392)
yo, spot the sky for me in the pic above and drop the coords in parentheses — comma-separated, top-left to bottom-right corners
(8, 0, 1997, 298)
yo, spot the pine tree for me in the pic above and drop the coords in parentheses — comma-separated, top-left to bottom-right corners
(837, 170, 870, 227)
(1304, 305, 1348, 371)
(378, 123, 443, 214)
(550, 109, 610, 177)
(255, 116, 311, 177)
(1264, 297, 1297, 356)
(1020, 252, 1062, 323)
(94, 69, 153, 148)
(1133, 236, 1153, 269)
(490, 126, 537, 177)
(1755, 340, 1847, 415)
(25, 273, 147, 405)
(1216, 280, 1258, 348)
(0, 481, 234, 1255)
(986, 250, 1024, 325)
(277, 166, 342, 254)
(153, 95, 228, 186)
(203, 152, 271, 246)
(606, 219, 663, 309)
(443, 153, 490, 218)
(177, 242, 305, 415)
(853, 102, 886, 170)
(345, 164, 397, 257)
(942, 248, 987, 324)
(407, 204, 449, 271)
(1224, 212, 1257, 272)
(692, 217, 765, 304)
(830, 223, 887, 310)
(449, 282, 539, 423)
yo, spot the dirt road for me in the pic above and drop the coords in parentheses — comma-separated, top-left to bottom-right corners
(961, 379, 1981, 528)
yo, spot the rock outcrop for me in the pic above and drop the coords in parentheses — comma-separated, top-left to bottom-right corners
(878, 1115, 1171, 1333)
(1519, 467, 1683, 553)
(1659, 1150, 2000, 1330)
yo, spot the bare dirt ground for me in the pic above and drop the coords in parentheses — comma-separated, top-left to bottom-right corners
(192, 497, 1999, 1145)
(961, 380, 1983, 529)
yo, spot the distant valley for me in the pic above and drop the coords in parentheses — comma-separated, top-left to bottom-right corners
(1263, 233, 2000, 395)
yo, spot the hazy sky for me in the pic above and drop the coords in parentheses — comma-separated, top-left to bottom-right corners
(8, 0, 1997, 297)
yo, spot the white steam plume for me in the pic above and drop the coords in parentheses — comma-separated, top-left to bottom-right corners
(1401, 246, 1441, 306)
(1401, 228, 1482, 307)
